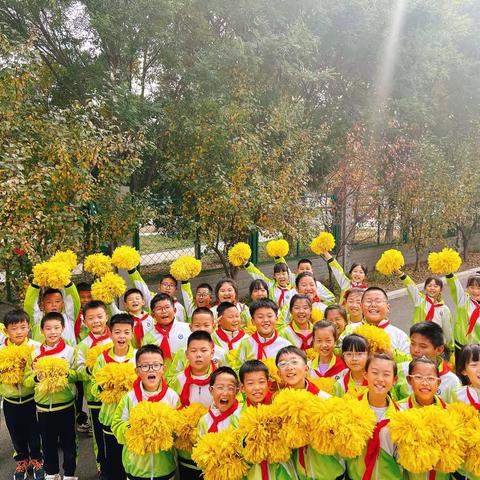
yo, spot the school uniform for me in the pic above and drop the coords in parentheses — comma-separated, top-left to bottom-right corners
(237, 331, 292, 363)
(278, 321, 313, 351)
(212, 327, 248, 352)
(308, 355, 348, 382)
(326, 257, 368, 304)
(334, 369, 368, 397)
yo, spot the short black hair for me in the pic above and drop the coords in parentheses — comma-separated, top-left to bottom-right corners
(325, 304, 348, 322)
(349, 263, 368, 276)
(361, 286, 388, 302)
(410, 322, 444, 348)
(3, 309, 29, 328)
(344, 288, 364, 301)
(210, 366, 238, 387)
(295, 271, 315, 289)
(124, 288, 144, 302)
(40, 311, 64, 329)
(249, 298, 278, 317)
(239, 360, 269, 383)
(342, 333, 369, 353)
(466, 275, 480, 288)
(187, 330, 213, 347)
(191, 307, 214, 322)
(150, 293, 174, 311)
(289, 294, 312, 309)
(424, 276, 443, 290)
(273, 262, 288, 274)
(408, 356, 439, 376)
(297, 258, 312, 267)
(41, 288, 63, 301)
(217, 302, 237, 317)
(83, 300, 107, 316)
(109, 313, 134, 329)
(275, 345, 307, 366)
(76, 282, 91, 292)
(136, 344, 164, 363)
(249, 279, 269, 296)
(366, 352, 397, 377)
(456, 344, 480, 385)
(196, 283, 213, 294)
(312, 319, 338, 341)
(161, 274, 178, 285)
(214, 278, 238, 301)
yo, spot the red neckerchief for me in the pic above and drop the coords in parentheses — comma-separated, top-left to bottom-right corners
(314, 355, 347, 378)
(154, 322, 174, 359)
(34, 339, 66, 363)
(289, 324, 312, 350)
(352, 282, 368, 289)
(132, 313, 149, 346)
(343, 370, 367, 392)
(88, 328, 110, 347)
(251, 332, 278, 360)
(215, 328, 245, 351)
(133, 377, 169, 403)
(277, 287, 288, 307)
(75, 311, 83, 340)
(305, 379, 320, 395)
(439, 360, 451, 377)
(179, 362, 217, 407)
(362, 397, 399, 480)
(102, 348, 130, 364)
(312, 295, 321, 303)
(207, 400, 239, 433)
(260, 461, 269, 480)
(466, 387, 480, 410)
(425, 296, 443, 321)
(246, 390, 273, 407)
(377, 320, 390, 329)
(407, 395, 446, 409)
(467, 299, 480, 335)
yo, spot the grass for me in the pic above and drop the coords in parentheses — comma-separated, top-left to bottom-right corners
(139, 235, 194, 255)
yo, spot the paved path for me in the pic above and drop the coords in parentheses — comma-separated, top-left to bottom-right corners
(0, 270, 475, 478)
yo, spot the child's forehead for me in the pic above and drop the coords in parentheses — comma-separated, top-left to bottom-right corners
(126, 293, 143, 300)
(6, 319, 28, 328)
(192, 314, 213, 324)
(243, 370, 268, 381)
(278, 351, 304, 363)
(314, 327, 335, 338)
(223, 306, 239, 315)
(112, 323, 133, 332)
(43, 292, 63, 301)
(137, 351, 163, 363)
(253, 307, 276, 316)
(411, 332, 433, 345)
(213, 372, 237, 385)
(187, 339, 211, 349)
(43, 319, 63, 327)
(368, 358, 394, 372)
(411, 362, 437, 375)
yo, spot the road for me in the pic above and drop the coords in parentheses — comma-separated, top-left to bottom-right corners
(0, 273, 470, 478)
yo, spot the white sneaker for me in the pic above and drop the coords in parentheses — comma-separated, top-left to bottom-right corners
(63, 477, 78, 480)
(45, 475, 61, 480)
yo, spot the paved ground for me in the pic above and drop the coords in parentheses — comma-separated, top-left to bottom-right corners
(0, 272, 472, 478)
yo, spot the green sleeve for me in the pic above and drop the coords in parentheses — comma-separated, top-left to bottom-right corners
(446, 273, 467, 307)
(111, 394, 131, 445)
(328, 258, 351, 293)
(141, 331, 157, 347)
(63, 282, 81, 322)
(74, 343, 90, 382)
(165, 350, 185, 385)
(23, 369, 36, 389)
(67, 368, 78, 383)
(181, 281, 195, 320)
(168, 375, 181, 395)
(400, 274, 423, 307)
(245, 262, 274, 287)
(24, 284, 41, 329)
(128, 268, 155, 309)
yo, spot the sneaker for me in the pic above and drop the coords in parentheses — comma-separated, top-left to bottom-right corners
(29, 459, 45, 480)
(76, 419, 91, 433)
(44, 475, 61, 480)
(63, 477, 79, 480)
(14, 459, 28, 480)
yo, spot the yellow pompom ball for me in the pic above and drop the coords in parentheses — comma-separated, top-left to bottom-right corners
(307, 377, 335, 395)
(355, 324, 391, 353)
(375, 249, 405, 276)
(174, 403, 208, 452)
(125, 401, 177, 455)
(428, 248, 462, 275)
(86, 343, 113, 369)
(91, 272, 126, 304)
(243, 322, 256, 336)
(228, 242, 252, 267)
(49, 250, 78, 271)
(261, 358, 281, 385)
(111, 246, 140, 270)
(0, 344, 34, 384)
(170, 256, 202, 281)
(310, 232, 335, 255)
(32, 261, 72, 289)
(266, 239, 289, 258)
(311, 308, 324, 322)
(84, 253, 113, 277)
(94, 362, 137, 404)
(35, 357, 69, 395)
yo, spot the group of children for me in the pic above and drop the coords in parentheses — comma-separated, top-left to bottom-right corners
(0, 251, 480, 480)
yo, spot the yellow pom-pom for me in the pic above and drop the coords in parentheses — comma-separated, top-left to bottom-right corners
(309, 396, 344, 455)
(310, 232, 335, 255)
(226, 348, 241, 370)
(265, 239, 289, 258)
(0, 344, 34, 384)
(192, 427, 249, 480)
(125, 401, 177, 455)
(49, 250, 78, 271)
(170, 256, 202, 281)
(307, 377, 335, 395)
(243, 322, 256, 336)
(375, 249, 405, 276)
(238, 404, 291, 464)
(228, 242, 252, 267)
(32, 261, 72, 289)
(86, 343, 113, 369)
(355, 324, 392, 353)
(272, 388, 318, 448)
(111, 245, 140, 270)
(311, 308, 324, 322)
(261, 358, 281, 385)
(305, 348, 317, 361)
(94, 362, 137, 404)
(35, 357, 69, 395)
(428, 248, 462, 274)
(91, 272, 126, 304)
(174, 403, 208, 452)
(84, 253, 113, 277)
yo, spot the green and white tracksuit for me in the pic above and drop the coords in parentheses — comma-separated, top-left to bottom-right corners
(446, 273, 480, 348)
(400, 274, 453, 350)
(24, 282, 80, 346)
(278, 321, 313, 351)
(327, 257, 368, 304)
(111, 383, 179, 479)
(237, 333, 292, 364)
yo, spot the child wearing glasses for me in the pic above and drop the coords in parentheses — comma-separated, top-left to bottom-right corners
(111, 344, 178, 480)
(275, 346, 345, 479)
